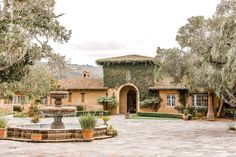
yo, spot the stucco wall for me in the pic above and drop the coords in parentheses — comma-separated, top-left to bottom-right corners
(158, 90, 180, 113)
(57, 90, 107, 111)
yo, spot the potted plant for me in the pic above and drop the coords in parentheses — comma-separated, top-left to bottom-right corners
(183, 109, 189, 120)
(106, 125, 118, 137)
(102, 116, 110, 126)
(0, 117, 7, 139)
(79, 114, 96, 141)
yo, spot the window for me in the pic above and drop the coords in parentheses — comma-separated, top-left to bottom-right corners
(192, 94, 208, 107)
(12, 95, 27, 104)
(68, 93, 72, 102)
(167, 94, 176, 106)
(81, 93, 85, 103)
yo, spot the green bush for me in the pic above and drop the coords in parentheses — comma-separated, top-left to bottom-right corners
(187, 106, 207, 117)
(102, 116, 110, 126)
(137, 112, 183, 119)
(140, 97, 161, 111)
(224, 109, 236, 118)
(97, 96, 118, 108)
(79, 114, 96, 130)
(13, 111, 29, 118)
(0, 117, 7, 128)
(76, 105, 84, 111)
(76, 110, 111, 117)
(13, 105, 24, 112)
(174, 105, 185, 113)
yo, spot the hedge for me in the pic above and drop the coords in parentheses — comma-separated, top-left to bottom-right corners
(76, 110, 111, 117)
(137, 112, 183, 119)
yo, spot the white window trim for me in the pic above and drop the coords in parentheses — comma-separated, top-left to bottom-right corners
(167, 94, 176, 107)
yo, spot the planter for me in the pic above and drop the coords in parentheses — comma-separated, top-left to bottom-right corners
(82, 129, 94, 141)
(0, 129, 6, 139)
(31, 134, 42, 141)
(125, 113, 129, 119)
(182, 115, 189, 120)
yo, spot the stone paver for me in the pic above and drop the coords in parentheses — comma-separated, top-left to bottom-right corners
(1, 115, 236, 157)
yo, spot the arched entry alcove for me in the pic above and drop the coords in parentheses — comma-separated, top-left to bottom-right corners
(118, 84, 139, 113)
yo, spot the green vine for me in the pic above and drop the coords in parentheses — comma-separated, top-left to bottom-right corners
(102, 63, 158, 100)
(97, 95, 118, 109)
(140, 96, 161, 112)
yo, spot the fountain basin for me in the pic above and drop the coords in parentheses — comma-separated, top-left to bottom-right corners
(7, 124, 109, 142)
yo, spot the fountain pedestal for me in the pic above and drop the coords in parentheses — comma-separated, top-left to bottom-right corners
(40, 91, 77, 129)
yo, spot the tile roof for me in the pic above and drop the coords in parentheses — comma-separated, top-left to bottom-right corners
(59, 78, 107, 90)
(96, 54, 158, 65)
(149, 79, 188, 90)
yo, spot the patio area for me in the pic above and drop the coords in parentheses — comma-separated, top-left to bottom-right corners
(0, 115, 236, 157)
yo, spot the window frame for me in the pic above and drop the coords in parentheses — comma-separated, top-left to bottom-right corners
(192, 94, 208, 107)
(166, 94, 176, 107)
(81, 93, 85, 103)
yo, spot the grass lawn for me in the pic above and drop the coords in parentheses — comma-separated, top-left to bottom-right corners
(128, 114, 180, 120)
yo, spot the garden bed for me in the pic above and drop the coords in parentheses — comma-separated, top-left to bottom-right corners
(137, 112, 183, 119)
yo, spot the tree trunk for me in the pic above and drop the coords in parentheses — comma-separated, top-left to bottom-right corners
(207, 91, 215, 121)
(216, 98, 224, 118)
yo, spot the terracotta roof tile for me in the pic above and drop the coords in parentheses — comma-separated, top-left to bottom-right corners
(149, 79, 188, 90)
(96, 54, 158, 65)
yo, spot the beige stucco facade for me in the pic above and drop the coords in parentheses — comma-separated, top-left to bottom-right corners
(49, 90, 107, 111)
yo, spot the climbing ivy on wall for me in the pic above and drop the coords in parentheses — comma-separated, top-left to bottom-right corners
(103, 63, 159, 100)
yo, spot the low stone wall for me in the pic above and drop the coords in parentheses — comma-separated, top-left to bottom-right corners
(7, 126, 107, 141)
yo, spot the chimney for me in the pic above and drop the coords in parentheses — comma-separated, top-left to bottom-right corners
(83, 70, 90, 78)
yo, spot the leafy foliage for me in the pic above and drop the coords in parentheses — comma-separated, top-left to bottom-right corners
(79, 114, 97, 130)
(102, 63, 158, 100)
(140, 96, 161, 112)
(159, 0, 236, 107)
(97, 95, 118, 108)
(0, 0, 71, 83)
(0, 117, 7, 128)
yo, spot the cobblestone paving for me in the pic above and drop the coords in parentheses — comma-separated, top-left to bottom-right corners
(1, 115, 236, 157)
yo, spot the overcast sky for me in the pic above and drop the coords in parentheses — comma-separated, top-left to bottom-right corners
(52, 0, 221, 65)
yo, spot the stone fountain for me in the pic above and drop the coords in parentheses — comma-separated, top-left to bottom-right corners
(6, 90, 110, 142)
(40, 90, 77, 129)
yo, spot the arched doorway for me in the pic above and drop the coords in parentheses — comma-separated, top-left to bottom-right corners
(118, 84, 139, 113)
(127, 90, 136, 113)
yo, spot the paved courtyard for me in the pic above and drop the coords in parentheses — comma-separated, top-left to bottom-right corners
(1, 115, 236, 157)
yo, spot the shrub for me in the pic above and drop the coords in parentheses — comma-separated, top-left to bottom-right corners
(0, 117, 7, 128)
(174, 105, 185, 113)
(76, 105, 84, 111)
(140, 97, 161, 112)
(76, 110, 111, 117)
(79, 114, 96, 130)
(137, 112, 183, 119)
(97, 96, 118, 109)
(224, 109, 236, 118)
(31, 115, 40, 123)
(13, 111, 29, 118)
(188, 106, 196, 115)
(107, 125, 118, 137)
(102, 116, 110, 126)
(13, 104, 23, 112)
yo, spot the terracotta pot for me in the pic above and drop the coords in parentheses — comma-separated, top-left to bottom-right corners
(31, 134, 42, 141)
(183, 115, 189, 121)
(0, 129, 5, 139)
(82, 129, 94, 141)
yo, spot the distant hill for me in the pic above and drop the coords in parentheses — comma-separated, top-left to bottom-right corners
(64, 64, 103, 79)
